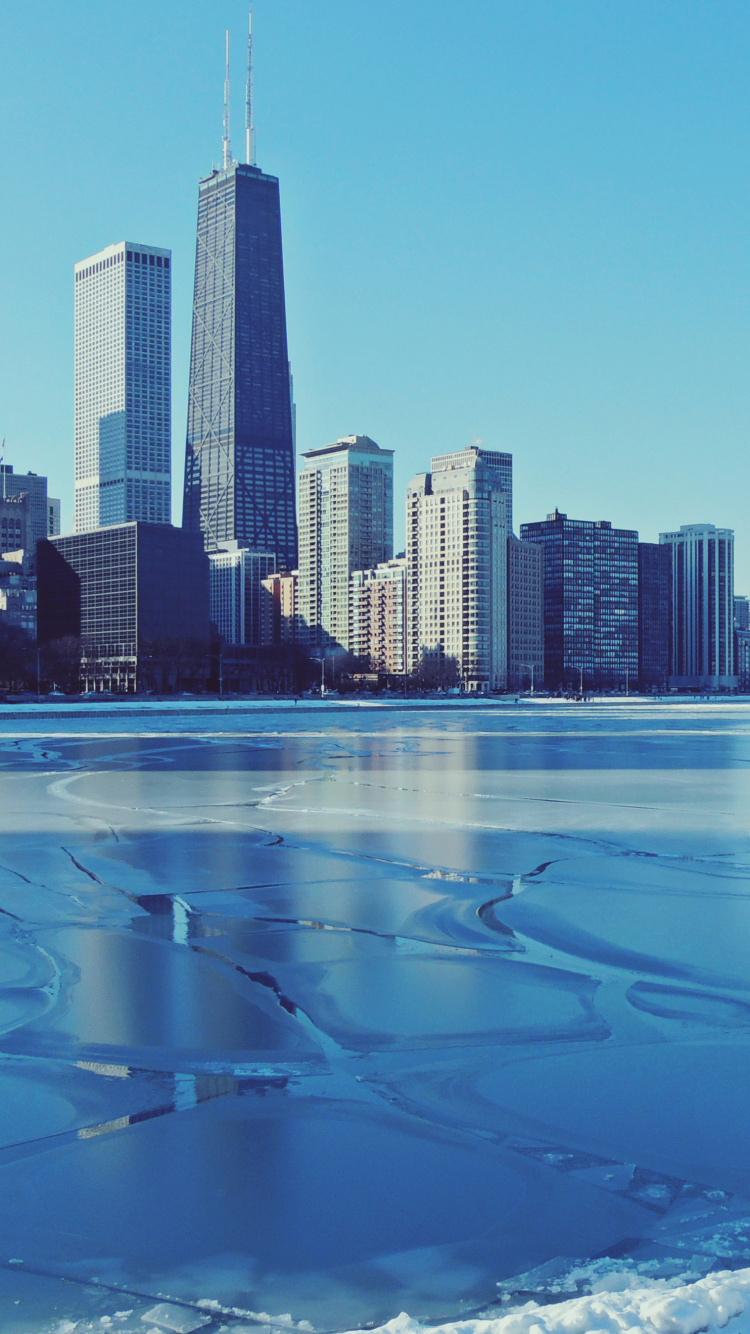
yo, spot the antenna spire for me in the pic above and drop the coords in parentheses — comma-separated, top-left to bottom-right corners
(222, 29, 232, 169)
(245, 6, 255, 165)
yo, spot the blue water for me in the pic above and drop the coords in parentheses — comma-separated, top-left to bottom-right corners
(0, 701, 749, 1332)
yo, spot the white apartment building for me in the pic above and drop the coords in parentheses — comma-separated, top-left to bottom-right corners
(74, 242, 171, 532)
(406, 447, 512, 691)
(299, 436, 393, 654)
(209, 547, 277, 647)
(659, 523, 736, 689)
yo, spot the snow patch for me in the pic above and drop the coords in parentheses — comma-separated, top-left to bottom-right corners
(354, 1270, 750, 1334)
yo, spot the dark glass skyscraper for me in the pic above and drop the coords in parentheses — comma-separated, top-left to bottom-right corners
(638, 541, 671, 690)
(520, 509, 639, 691)
(183, 162, 297, 564)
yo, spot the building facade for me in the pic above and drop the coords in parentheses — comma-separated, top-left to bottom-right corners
(736, 629, 750, 692)
(350, 559, 407, 676)
(0, 551, 36, 638)
(209, 546, 276, 647)
(507, 535, 544, 692)
(520, 510, 639, 692)
(37, 524, 209, 693)
(298, 436, 393, 654)
(406, 447, 512, 691)
(182, 163, 296, 565)
(638, 542, 671, 690)
(48, 499, 61, 537)
(0, 466, 53, 551)
(260, 570, 301, 646)
(734, 595, 749, 631)
(74, 243, 171, 533)
(0, 495, 27, 556)
(659, 523, 736, 689)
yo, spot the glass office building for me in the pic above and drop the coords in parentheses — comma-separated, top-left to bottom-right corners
(208, 546, 277, 647)
(638, 541, 671, 690)
(520, 509, 639, 691)
(74, 243, 171, 533)
(659, 523, 736, 689)
(37, 524, 209, 693)
(183, 163, 297, 565)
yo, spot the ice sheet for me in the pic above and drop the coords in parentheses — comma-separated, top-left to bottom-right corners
(0, 701, 750, 1331)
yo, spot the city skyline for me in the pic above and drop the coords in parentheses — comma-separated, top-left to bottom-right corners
(3, 2, 750, 581)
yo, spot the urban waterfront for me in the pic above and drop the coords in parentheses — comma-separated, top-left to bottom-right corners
(1, 700, 750, 1332)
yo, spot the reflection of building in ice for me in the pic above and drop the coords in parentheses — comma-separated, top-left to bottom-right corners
(74, 242, 171, 532)
(208, 545, 277, 646)
(349, 558, 406, 675)
(299, 436, 394, 654)
(407, 447, 512, 691)
(659, 523, 737, 690)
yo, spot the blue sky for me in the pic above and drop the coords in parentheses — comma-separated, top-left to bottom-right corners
(1, 1, 750, 581)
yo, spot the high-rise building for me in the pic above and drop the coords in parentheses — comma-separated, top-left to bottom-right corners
(507, 535, 544, 692)
(0, 466, 52, 550)
(659, 523, 736, 689)
(350, 558, 407, 676)
(182, 31, 296, 564)
(520, 510, 639, 692)
(734, 595, 749, 631)
(299, 436, 394, 654)
(38, 524, 209, 693)
(736, 629, 750, 691)
(638, 542, 671, 691)
(47, 499, 61, 537)
(209, 546, 277, 647)
(74, 243, 171, 533)
(406, 447, 512, 691)
(0, 551, 36, 638)
(0, 495, 27, 556)
(260, 569, 301, 646)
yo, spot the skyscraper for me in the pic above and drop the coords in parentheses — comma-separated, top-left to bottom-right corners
(74, 243, 171, 533)
(38, 524, 209, 693)
(406, 447, 512, 691)
(659, 523, 736, 689)
(182, 27, 296, 564)
(350, 558, 407, 676)
(520, 510, 639, 692)
(299, 435, 394, 653)
(638, 542, 671, 691)
(507, 535, 544, 692)
(0, 465, 56, 550)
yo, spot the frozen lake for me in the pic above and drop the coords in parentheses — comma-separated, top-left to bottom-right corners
(1, 700, 750, 1333)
